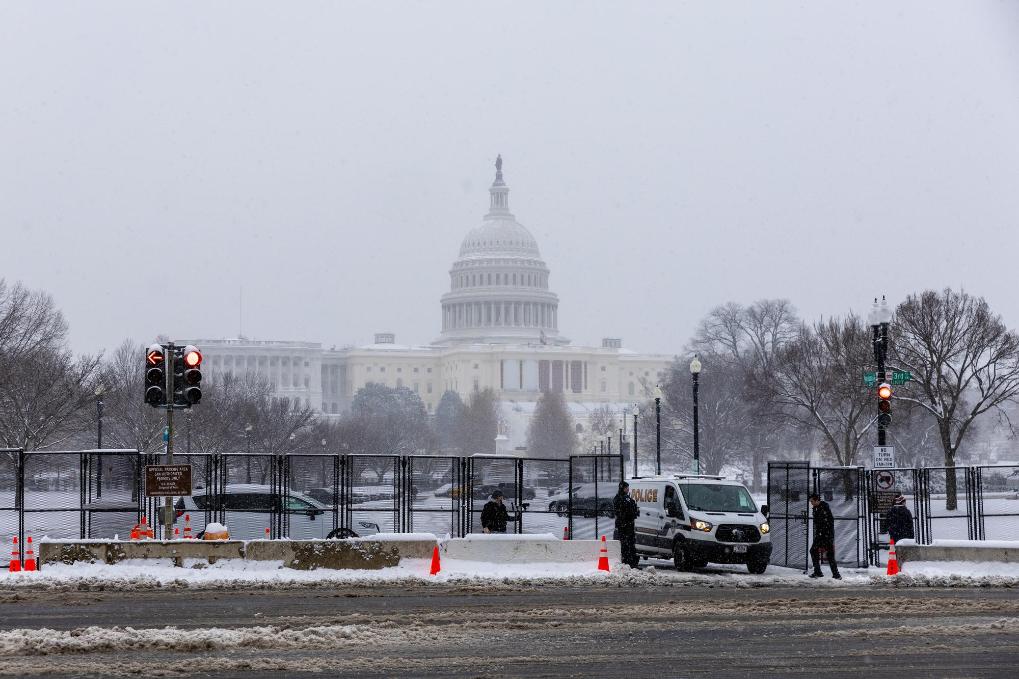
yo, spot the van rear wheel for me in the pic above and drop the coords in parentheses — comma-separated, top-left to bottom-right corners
(672, 540, 691, 571)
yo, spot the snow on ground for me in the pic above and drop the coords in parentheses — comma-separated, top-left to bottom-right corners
(0, 557, 877, 592)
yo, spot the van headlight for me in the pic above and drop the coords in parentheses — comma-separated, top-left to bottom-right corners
(692, 519, 713, 532)
(760, 522, 770, 534)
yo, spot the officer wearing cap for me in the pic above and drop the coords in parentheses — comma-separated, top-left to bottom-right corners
(481, 488, 509, 533)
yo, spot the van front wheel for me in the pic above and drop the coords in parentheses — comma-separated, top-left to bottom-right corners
(747, 557, 768, 575)
(672, 540, 691, 571)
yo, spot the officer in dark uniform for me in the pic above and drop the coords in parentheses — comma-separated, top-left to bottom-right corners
(481, 489, 509, 533)
(808, 493, 841, 579)
(613, 481, 640, 568)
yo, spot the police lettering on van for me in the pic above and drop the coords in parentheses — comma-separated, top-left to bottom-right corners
(628, 474, 771, 574)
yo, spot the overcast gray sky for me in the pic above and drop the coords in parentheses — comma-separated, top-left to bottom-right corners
(3, 1, 1018, 357)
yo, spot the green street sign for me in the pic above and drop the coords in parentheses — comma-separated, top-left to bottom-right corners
(891, 370, 911, 386)
(863, 372, 877, 387)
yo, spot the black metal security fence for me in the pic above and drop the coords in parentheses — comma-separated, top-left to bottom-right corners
(768, 461, 1019, 570)
(0, 449, 623, 565)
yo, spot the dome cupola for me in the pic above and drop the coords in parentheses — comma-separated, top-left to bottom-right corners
(437, 156, 567, 346)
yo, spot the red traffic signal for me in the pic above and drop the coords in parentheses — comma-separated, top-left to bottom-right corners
(877, 382, 892, 425)
(183, 346, 202, 368)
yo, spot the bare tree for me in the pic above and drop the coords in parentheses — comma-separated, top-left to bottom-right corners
(455, 388, 499, 455)
(892, 289, 1019, 509)
(689, 299, 800, 488)
(0, 281, 101, 451)
(763, 315, 875, 471)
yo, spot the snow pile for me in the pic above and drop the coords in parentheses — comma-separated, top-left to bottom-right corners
(875, 560, 1019, 587)
(0, 622, 445, 656)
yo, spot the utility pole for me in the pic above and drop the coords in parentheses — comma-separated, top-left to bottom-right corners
(871, 297, 892, 447)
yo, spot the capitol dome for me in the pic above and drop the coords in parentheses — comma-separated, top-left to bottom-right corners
(436, 156, 567, 346)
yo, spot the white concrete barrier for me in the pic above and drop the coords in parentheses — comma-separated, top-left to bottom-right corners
(441, 534, 621, 564)
(896, 539, 1019, 564)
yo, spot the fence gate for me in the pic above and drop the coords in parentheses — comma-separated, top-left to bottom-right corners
(813, 467, 868, 568)
(567, 454, 623, 540)
(466, 456, 522, 533)
(767, 461, 810, 571)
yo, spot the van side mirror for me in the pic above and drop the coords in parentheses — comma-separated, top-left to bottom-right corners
(666, 502, 683, 519)
(761, 504, 769, 518)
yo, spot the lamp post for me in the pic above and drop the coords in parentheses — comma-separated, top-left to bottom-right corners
(632, 404, 639, 478)
(690, 356, 702, 474)
(244, 424, 253, 484)
(654, 383, 663, 475)
(94, 383, 104, 498)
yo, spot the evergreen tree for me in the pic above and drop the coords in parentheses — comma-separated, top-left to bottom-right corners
(433, 390, 465, 451)
(456, 388, 499, 455)
(526, 389, 576, 459)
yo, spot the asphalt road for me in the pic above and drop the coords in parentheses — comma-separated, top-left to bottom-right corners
(2, 582, 1018, 678)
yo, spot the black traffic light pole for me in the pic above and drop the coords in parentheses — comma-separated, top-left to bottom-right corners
(873, 321, 890, 446)
(163, 342, 176, 539)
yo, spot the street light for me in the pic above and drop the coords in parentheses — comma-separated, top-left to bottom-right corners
(244, 424, 253, 484)
(94, 383, 104, 498)
(654, 383, 663, 475)
(690, 356, 702, 475)
(632, 404, 639, 478)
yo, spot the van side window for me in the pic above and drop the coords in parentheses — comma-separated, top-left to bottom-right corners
(664, 486, 683, 519)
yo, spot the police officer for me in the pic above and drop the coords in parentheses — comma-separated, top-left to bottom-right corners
(613, 481, 640, 568)
(481, 489, 509, 533)
(808, 493, 841, 579)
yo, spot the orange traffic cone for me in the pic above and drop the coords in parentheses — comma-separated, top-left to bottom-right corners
(265, 527, 270, 540)
(563, 526, 570, 541)
(429, 545, 441, 575)
(24, 536, 36, 572)
(139, 517, 153, 539)
(886, 539, 900, 576)
(597, 535, 610, 572)
(8, 537, 20, 572)
(183, 514, 193, 539)
(130, 522, 140, 540)
(174, 527, 180, 539)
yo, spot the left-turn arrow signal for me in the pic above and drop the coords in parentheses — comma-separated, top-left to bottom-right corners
(147, 350, 164, 365)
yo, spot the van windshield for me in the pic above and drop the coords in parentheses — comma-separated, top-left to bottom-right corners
(678, 484, 757, 513)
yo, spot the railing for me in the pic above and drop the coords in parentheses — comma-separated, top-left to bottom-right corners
(0, 449, 623, 567)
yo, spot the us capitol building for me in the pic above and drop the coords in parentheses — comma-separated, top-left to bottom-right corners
(183, 158, 672, 451)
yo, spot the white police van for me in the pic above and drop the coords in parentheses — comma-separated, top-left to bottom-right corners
(629, 475, 771, 574)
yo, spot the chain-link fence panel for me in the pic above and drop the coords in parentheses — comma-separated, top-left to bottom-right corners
(22, 452, 82, 541)
(923, 467, 976, 540)
(406, 456, 461, 537)
(813, 467, 867, 568)
(565, 456, 618, 540)
(976, 466, 1019, 541)
(467, 456, 521, 534)
(212, 453, 280, 540)
(767, 462, 810, 570)
(286, 454, 337, 539)
(515, 458, 569, 538)
(346, 455, 399, 535)
(84, 451, 142, 539)
(0, 450, 20, 558)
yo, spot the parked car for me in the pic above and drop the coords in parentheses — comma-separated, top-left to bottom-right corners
(174, 484, 330, 540)
(546, 482, 615, 517)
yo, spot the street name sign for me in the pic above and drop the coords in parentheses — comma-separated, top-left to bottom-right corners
(145, 464, 192, 496)
(873, 446, 895, 469)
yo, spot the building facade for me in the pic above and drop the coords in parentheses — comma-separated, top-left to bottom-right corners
(183, 158, 673, 450)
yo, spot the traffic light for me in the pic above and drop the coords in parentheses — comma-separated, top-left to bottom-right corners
(181, 345, 202, 405)
(144, 344, 166, 406)
(877, 382, 892, 426)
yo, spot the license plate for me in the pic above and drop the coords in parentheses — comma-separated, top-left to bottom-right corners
(732, 545, 747, 553)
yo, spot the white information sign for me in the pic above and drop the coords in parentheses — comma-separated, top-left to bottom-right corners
(873, 446, 895, 469)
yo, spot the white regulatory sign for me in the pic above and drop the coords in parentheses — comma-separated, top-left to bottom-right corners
(873, 446, 895, 469)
